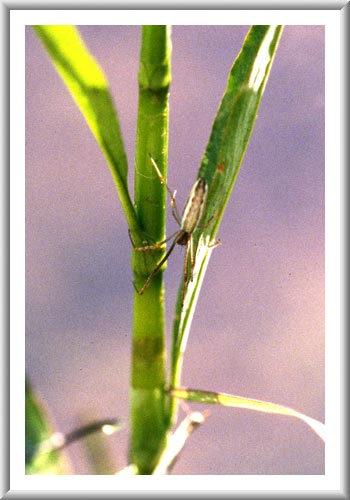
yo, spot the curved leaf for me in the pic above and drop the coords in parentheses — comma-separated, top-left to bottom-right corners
(170, 26, 284, 421)
(171, 387, 325, 442)
(33, 25, 139, 233)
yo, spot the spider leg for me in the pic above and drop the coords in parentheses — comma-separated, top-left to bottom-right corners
(181, 238, 191, 307)
(149, 155, 182, 226)
(133, 231, 179, 252)
(208, 238, 222, 248)
(189, 235, 195, 282)
(197, 211, 222, 231)
(170, 190, 182, 226)
(136, 236, 179, 295)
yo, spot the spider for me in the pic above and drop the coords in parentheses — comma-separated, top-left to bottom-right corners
(131, 155, 220, 307)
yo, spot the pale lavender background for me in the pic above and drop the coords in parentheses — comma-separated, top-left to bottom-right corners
(25, 26, 324, 475)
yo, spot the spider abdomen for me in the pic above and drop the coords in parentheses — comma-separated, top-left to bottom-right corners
(181, 178, 207, 234)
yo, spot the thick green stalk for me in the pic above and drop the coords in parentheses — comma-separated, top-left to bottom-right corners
(130, 26, 171, 474)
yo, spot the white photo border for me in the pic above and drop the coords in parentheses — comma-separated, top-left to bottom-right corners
(3, 3, 347, 498)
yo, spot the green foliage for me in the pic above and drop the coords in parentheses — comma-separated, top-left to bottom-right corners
(33, 25, 138, 234)
(170, 387, 325, 442)
(169, 26, 284, 423)
(25, 379, 68, 474)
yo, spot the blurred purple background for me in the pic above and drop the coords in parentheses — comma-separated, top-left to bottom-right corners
(25, 26, 324, 475)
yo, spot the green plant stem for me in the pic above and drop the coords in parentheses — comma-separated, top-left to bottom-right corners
(130, 25, 171, 474)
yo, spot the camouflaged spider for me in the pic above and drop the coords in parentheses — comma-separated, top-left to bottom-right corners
(131, 155, 219, 306)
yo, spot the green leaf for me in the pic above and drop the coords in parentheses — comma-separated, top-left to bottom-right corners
(169, 26, 284, 424)
(33, 25, 139, 233)
(171, 387, 325, 442)
(25, 379, 68, 475)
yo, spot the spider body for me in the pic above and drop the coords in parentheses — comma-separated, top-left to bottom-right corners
(180, 178, 207, 234)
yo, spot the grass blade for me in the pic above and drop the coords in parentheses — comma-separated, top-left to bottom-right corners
(171, 387, 325, 442)
(169, 26, 284, 424)
(33, 25, 139, 233)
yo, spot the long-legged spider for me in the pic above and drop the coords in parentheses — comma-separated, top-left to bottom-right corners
(132, 155, 219, 307)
